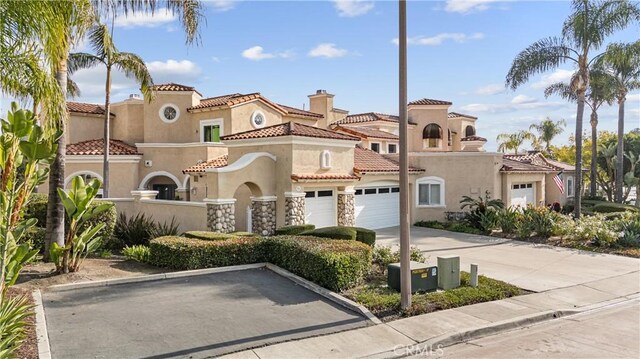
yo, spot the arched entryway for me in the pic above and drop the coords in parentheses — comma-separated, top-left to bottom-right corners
(233, 182, 262, 232)
(138, 171, 183, 200)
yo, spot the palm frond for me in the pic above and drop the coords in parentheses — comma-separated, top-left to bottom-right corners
(68, 52, 103, 74)
(113, 52, 155, 102)
(87, 23, 115, 59)
(67, 78, 81, 98)
(544, 81, 577, 101)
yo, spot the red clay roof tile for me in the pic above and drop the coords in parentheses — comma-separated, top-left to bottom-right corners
(183, 155, 228, 174)
(408, 98, 452, 106)
(335, 126, 399, 140)
(152, 83, 203, 96)
(291, 174, 360, 181)
(221, 122, 360, 141)
(354, 146, 424, 174)
(448, 112, 477, 119)
(67, 139, 140, 156)
(67, 102, 113, 116)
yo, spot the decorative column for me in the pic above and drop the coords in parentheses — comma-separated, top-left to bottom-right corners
(284, 192, 306, 226)
(251, 196, 277, 236)
(337, 189, 356, 227)
(205, 199, 236, 233)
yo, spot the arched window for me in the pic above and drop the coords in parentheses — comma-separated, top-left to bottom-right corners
(422, 123, 442, 148)
(465, 125, 475, 137)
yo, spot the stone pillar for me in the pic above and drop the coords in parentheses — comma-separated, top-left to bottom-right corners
(251, 196, 277, 236)
(284, 192, 306, 226)
(205, 199, 236, 233)
(337, 189, 355, 227)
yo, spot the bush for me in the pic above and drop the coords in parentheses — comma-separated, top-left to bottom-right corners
(414, 220, 446, 230)
(230, 231, 259, 237)
(151, 217, 180, 238)
(274, 224, 315, 236)
(592, 202, 639, 214)
(618, 218, 640, 248)
(496, 207, 521, 235)
(571, 214, 618, 246)
(123, 245, 150, 263)
(113, 212, 156, 247)
(300, 226, 357, 241)
(24, 193, 47, 227)
(372, 246, 426, 270)
(22, 226, 45, 254)
(352, 227, 376, 246)
(446, 222, 484, 235)
(517, 207, 557, 238)
(148, 235, 372, 291)
(183, 231, 234, 241)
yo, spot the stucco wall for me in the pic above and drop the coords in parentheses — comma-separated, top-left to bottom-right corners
(408, 106, 450, 152)
(545, 171, 575, 206)
(67, 115, 113, 144)
(111, 100, 144, 144)
(114, 199, 208, 233)
(143, 92, 199, 143)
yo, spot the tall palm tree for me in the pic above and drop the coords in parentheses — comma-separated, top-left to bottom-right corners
(595, 40, 640, 203)
(506, 0, 639, 218)
(69, 24, 154, 198)
(544, 69, 616, 196)
(497, 130, 535, 154)
(528, 118, 567, 154)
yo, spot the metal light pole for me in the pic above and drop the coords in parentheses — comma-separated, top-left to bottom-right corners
(398, 0, 411, 310)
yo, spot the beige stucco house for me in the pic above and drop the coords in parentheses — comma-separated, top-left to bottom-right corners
(39, 84, 577, 234)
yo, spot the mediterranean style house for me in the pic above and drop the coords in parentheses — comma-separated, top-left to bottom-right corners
(38, 84, 577, 233)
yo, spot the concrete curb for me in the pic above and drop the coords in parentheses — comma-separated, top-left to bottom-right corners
(32, 289, 51, 359)
(266, 263, 382, 325)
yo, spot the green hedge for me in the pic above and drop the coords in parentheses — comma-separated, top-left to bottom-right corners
(183, 231, 234, 241)
(592, 202, 639, 214)
(230, 231, 259, 237)
(275, 224, 315, 235)
(352, 227, 376, 246)
(24, 193, 117, 245)
(148, 235, 372, 291)
(300, 226, 357, 241)
(22, 226, 46, 254)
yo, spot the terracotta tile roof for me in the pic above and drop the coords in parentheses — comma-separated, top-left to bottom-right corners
(461, 135, 487, 142)
(334, 126, 399, 140)
(448, 112, 477, 119)
(183, 155, 228, 174)
(221, 122, 360, 141)
(67, 139, 141, 156)
(501, 157, 553, 172)
(278, 104, 324, 119)
(408, 98, 452, 106)
(152, 83, 203, 96)
(334, 112, 402, 125)
(354, 146, 424, 174)
(544, 158, 576, 171)
(67, 102, 113, 116)
(504, 152, 577, 172)
(291, 174, 360, 181)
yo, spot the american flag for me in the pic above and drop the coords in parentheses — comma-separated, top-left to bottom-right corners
(553, 172, 564, 194)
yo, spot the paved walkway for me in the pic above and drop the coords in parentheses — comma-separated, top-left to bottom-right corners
(43, 269, 369, 358)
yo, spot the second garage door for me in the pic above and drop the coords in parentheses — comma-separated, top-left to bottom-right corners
(355, 185, 400, 230)
(305, 190, 336, 228)
(510, 183, 535, 207)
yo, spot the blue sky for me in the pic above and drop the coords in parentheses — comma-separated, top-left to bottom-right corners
(2, 0, 639, 151)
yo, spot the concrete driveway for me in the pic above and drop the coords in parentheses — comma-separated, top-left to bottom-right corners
(43, 268, 368, 358)
(376, 226, 640, 292)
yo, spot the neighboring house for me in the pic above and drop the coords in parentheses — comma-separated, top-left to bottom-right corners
(39, 84, 575, 233)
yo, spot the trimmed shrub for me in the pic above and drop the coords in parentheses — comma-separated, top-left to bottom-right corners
(149, 236, 264, 269)
(352, 227, 376, 246)
(300, 226, 357, 241)
(415, 220, 446, 230)
(230, 231, 259, 237)
(592, 202, 639, 214)
(183, 231, 234, 241)
(275, 224, 315, 236)
(264, 236, 372, 291)
(446, 222, 484, 235)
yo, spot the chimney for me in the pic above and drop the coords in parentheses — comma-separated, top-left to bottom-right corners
(308, 89, 334, 129)
(129, 94, 141, 99)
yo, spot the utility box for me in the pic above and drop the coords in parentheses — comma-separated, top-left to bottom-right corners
(437, 256, 460, 290)
(387, 261, 438, 293)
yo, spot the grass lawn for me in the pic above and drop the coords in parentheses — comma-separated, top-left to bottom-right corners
(343, 270, 527, 321)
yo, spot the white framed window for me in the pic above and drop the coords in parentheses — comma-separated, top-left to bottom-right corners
(567, 176, 574, 197)
(320, 150, 332, 169)
(251, 110, 266, 129)
(388, 143, 397, 153)
(371, 142, 381, 153)
(416, 176, 445, 207)
(200, 119, 224, 143)
(159, 103, 180, 123)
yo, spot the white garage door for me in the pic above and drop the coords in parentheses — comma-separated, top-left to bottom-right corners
(510, 183, 534, 208)
(305, 190, 336, 228)
(355, 185, 400, 230)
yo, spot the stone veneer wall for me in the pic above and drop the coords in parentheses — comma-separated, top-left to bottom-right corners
(284, 196, 305, 226)
(337, 193, 355, 227)
(207, 202, 235, 233)
(252, 200, 276, 236)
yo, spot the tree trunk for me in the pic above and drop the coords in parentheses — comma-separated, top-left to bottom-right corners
(615, 97, 625, 203)
(44, 58, 68, 260)
(590, 111, 598, 197)
(574, 90, 586, 219)
(103, 66, 111, 198)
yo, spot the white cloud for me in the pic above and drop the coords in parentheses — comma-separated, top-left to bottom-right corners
(333, 0, 374, 17)
(69, 67, 138, 102)
(211, 56, 221, 63)
(626, 93, 640, 102)
(241, 46, 293, 61)
(511, 94, 536, 104)
(445, 0, 501, 14)
(393, 32, 484, 46)
(114, 9, 175, 28)
(475, 83, 504, 95)
(308, 43, 349, 58)
(146, 59, 202, 82)
(531, 69, 575, 90)
(210, 0, 238, 12)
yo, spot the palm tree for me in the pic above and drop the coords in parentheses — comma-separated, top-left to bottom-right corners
(595, 40, 640, 203)
(496, 130, 535, 154)
(544, 69, 616, 196)
(528, 118, 567, 154)
(506, 0, 640, 218)
(69, 24, 154, 198)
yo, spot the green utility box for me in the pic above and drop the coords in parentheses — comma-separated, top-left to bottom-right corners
(437, 255, 460, 290)
(387, 261, 438, 293)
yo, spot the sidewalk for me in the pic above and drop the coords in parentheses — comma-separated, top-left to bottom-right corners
(220, 270, 639, 359)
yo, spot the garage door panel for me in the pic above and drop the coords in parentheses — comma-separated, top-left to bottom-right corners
(510, 183, 534, 207)
(305, 190, 336, 228)
(355, 186, 399, 230)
